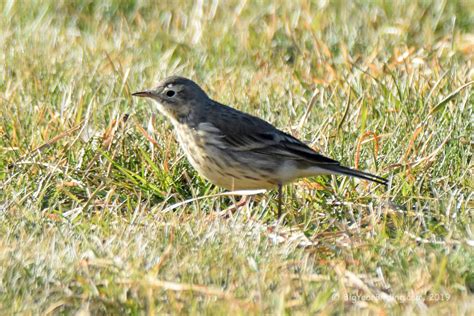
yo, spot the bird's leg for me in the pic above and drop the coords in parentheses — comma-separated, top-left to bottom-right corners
(278, 183, 283, 218)
(220, 195, 250, 216)
(234, 195, 250, 209)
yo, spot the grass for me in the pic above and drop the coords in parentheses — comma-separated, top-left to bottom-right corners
(1, 0, 473, 314)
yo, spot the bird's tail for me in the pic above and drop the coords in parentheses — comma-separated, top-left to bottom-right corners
(323, 164, 388, 186)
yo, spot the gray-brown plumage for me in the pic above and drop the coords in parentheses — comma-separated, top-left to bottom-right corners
(133, 76, 387, 216)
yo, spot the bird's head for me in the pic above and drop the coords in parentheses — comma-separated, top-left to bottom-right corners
(132, 76, 209, 123)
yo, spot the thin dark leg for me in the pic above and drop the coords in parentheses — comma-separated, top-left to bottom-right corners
(278, 183, 282, 218)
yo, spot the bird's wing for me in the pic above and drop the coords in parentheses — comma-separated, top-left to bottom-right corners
(198, 103, 340, 166)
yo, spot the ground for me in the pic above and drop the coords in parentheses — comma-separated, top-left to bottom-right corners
(0, 0, 473, 314)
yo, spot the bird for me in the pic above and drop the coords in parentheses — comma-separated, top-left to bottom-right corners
(132, 76, 387, 217)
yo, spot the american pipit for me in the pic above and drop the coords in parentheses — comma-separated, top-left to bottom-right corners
(133, 76, 387, 216)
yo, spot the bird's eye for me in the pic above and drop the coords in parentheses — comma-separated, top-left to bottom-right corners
(166, 90, 176, 97)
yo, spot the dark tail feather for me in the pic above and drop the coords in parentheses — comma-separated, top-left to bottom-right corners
(324, 165, 388, 186)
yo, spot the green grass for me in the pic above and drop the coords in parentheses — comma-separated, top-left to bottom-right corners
(1, 0, 473, 314)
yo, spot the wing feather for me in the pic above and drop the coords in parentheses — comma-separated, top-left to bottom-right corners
(198, 103, 340, 166)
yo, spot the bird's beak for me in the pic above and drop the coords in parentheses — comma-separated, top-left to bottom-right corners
(132, 90, 153, 98)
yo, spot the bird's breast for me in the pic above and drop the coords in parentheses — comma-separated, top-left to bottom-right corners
(172, 124, 278, 190)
